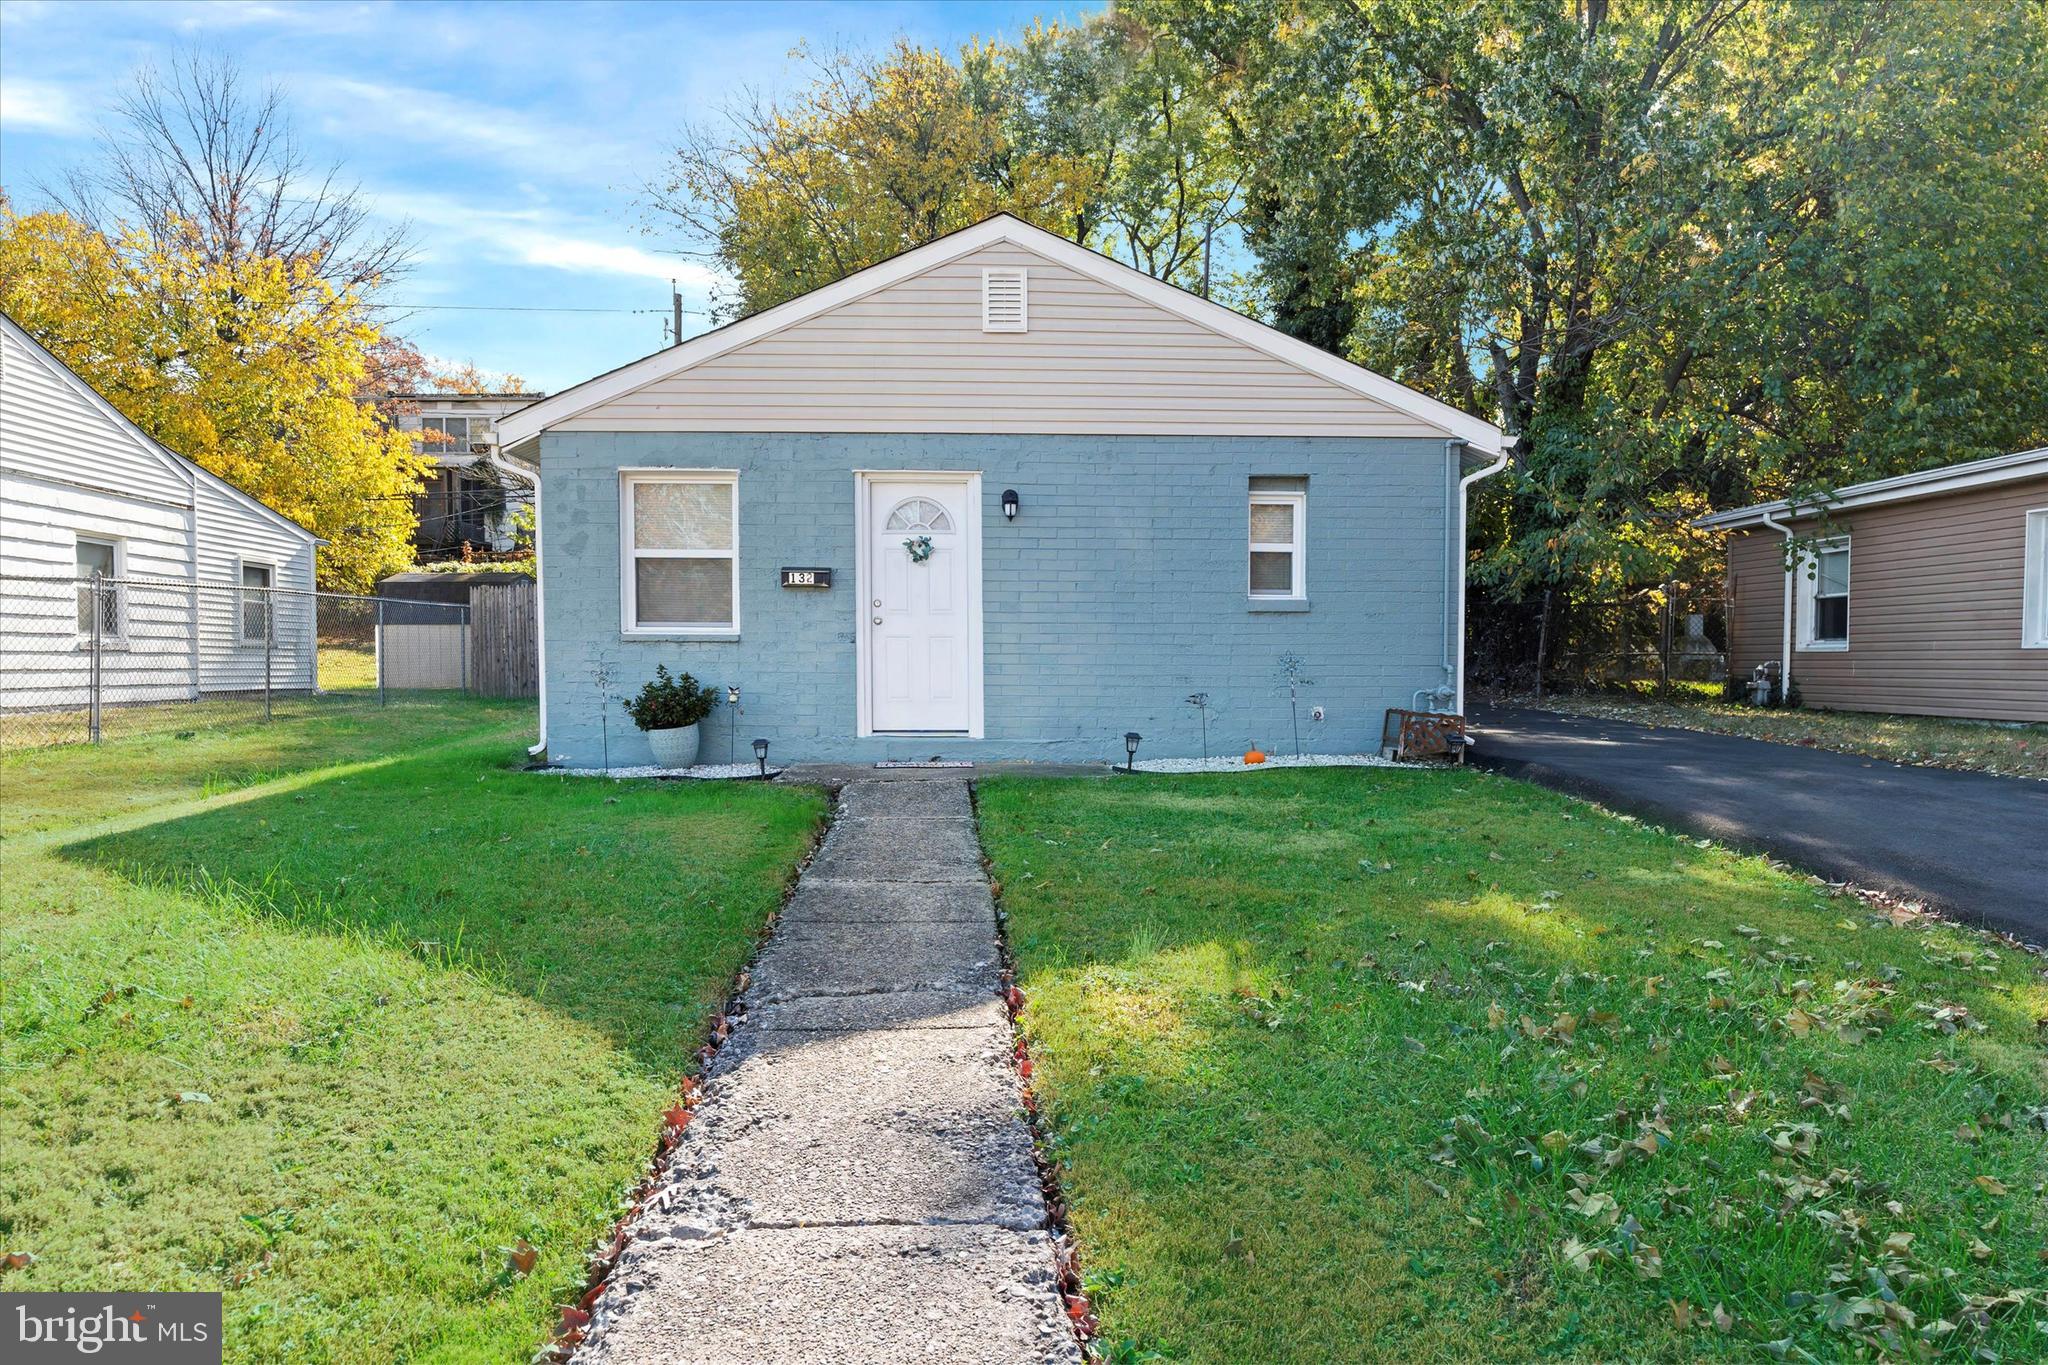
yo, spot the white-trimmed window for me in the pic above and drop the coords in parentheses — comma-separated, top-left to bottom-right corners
(1248, 485, 1307, 600)
(75, 537, 122, 639)
(621, 471, 739, 635)
(2024, 508, 2047, 648)
(239, 561, 273, 643)
(416, 415, 471, 452)
(1797, 536, 1850, 650)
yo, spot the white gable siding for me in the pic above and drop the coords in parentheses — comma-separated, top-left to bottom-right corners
(0, 325, 192, 506)
(1, 317, 319, 710)
(194, 478, 316, 692)
(556, 243, 1458, 439)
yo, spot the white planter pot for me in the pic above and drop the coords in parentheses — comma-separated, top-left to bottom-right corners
(644, 723, 701, 769)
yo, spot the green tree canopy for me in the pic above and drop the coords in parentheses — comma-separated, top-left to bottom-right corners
(643, 18, 1242, 316)
(1131, 0, 2048, 677)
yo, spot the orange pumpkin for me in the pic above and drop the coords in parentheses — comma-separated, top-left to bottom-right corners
(1244, 747, 1267, 766)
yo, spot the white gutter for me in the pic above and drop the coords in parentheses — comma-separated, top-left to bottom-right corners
(1758, 508, 1796, 703)
(526, 467, 547, 757)
(1454, 444, 1511, 714)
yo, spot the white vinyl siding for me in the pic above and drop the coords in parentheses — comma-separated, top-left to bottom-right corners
(620, 471, 739, 636)
(0, 315, 319, 706)
(555, 243, 1458, 438)
(193, 479, 315, 692)
(0, 325, 193, 506)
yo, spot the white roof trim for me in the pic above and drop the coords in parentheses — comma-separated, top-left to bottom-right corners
(497, 215, 1505, 455)
(1694, 447, 2048, 529)
(2, 312, 320, 547)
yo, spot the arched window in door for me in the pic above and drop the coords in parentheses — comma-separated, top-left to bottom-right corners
(884, 497, 955, 533)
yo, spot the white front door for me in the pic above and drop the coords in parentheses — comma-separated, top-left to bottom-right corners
(866, 478, 975, 733)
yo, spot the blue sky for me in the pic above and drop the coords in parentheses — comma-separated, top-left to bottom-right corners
(0, 0, 1098, 392)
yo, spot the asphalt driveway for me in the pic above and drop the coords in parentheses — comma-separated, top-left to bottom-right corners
(1469, 704, 2048, 944)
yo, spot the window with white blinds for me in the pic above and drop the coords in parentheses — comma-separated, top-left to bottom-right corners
(620, 471, 740, 634)
(1249, 486, 1307, 600)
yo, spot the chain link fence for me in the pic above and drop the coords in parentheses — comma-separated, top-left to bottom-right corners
(0, 573, 480, 750)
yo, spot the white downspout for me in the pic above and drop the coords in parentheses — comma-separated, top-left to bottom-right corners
(526, 454, 547, 757)
(1758, 508, 1795, 704)
(1455, 444, 1511, 714)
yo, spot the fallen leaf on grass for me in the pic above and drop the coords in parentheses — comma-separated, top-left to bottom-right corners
(1560, 1236, 1609, 1272)
(506, 1239, 538, 1276)
(1971, 1175, 2008, 1196)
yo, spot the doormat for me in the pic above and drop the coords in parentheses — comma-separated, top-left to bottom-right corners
(873, 759, 974, 769)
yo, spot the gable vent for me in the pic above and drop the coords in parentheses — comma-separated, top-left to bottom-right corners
(981, 267, 1028, 332)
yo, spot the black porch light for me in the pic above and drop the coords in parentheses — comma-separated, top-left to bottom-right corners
(1124, 731, 1142, 772)
(753, 737, 770, 777)
(1001, 488, 1019, 521)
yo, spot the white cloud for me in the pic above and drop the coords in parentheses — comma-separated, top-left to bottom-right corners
(508, 233, 711, 284)
(166, 1, 385, 34)
(374, 187, 721, 288)
(293, 74, 637, 183)
(0, 76, 88, 133)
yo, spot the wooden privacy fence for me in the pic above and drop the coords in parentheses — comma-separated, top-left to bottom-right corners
(468, 580, 537, 698)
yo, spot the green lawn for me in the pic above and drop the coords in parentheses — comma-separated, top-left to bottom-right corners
(1530, 691, 2047, 780)
(0, 704, 825, 1362)
(317, 640, 379, 691)
(977, 769, 2048, 1363)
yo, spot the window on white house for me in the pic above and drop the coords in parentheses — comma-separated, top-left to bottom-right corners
(622, 473, 738, 633)
(241, 562, 272, 643)
(1248, 484, 1307, 599)
(75, 538, 120, 637)
(1798, 537, 1850, 649)
(2024, 508, 2047, 649)
(416, 415, 472, 452)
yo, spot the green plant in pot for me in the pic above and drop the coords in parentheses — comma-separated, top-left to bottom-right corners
(623, 665, 719, 768)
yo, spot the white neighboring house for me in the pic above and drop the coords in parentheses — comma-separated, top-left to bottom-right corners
(0, 312, 320, 709)
(387, 391, 542, 556)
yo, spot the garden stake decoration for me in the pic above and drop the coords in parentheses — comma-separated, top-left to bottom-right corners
(1278, 653, 1316, 757)
(1185, 692, 1212, 762)
(588, 654, 622, 774)
(726, 684, 741, 766)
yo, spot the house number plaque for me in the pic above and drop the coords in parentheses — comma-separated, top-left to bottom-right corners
(780, 567, 833, 589)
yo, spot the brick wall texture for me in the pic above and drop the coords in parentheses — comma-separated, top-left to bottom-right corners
(539, 432, 1461, 766)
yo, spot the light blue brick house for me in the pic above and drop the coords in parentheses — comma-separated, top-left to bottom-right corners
(498, 215, 1506, 768)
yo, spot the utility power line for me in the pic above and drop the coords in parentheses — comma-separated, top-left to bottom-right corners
(377, 302, 707, 316)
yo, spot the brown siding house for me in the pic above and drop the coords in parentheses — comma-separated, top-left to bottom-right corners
(1699, 449, 2047, 723)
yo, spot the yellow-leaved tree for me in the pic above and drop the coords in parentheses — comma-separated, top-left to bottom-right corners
(0, 203, 428, 591)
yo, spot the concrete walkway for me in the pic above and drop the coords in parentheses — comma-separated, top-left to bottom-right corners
(577, 778, 1079, 1365)
(1472, 704, 2048, 943)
